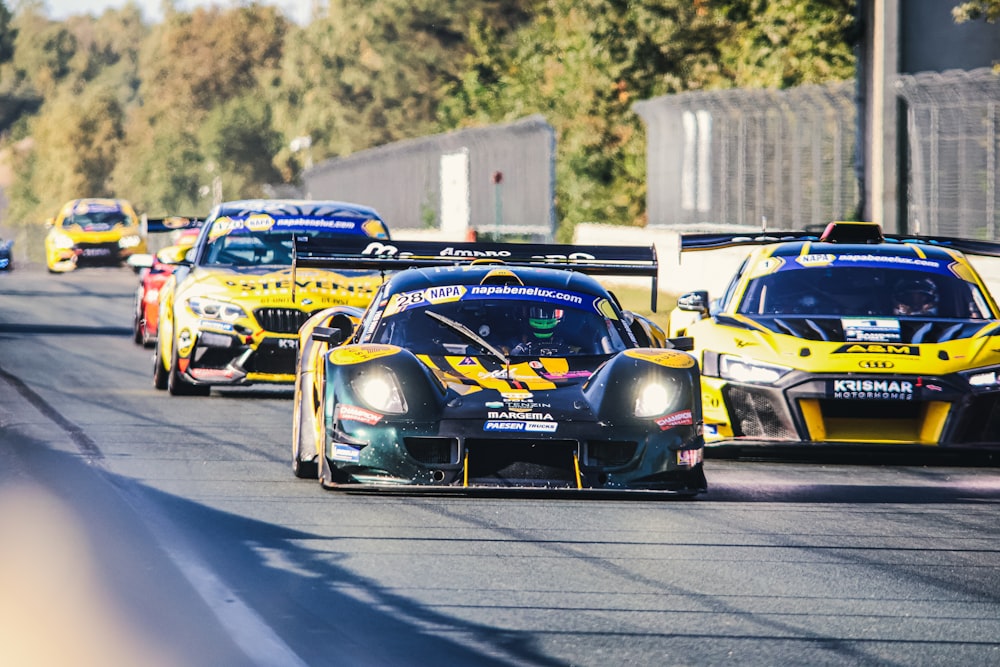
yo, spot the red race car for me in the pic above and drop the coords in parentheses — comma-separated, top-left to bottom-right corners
(130, 222, 201, 347)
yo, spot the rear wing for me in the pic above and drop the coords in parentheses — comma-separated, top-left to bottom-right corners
(143, 215, 202, 235)
(293, 236, 661, 310)
(680, 230, 1000, 259)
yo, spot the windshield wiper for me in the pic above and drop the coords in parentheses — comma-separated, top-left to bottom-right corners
(424, 310, 509, 366)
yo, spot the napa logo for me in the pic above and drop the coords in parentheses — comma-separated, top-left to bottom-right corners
(424, 285, 465, 304)
(796, 253, 836, 267)
(245, 213, 276, 232)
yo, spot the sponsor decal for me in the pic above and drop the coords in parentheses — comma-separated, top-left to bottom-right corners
(277, 338, 297, 349)
(485, 421, 525, 432)
(836, 254, 942, 271)
(795, 253, 836, 268)
(829, 378, 914, 400)
(539, 369, 592, 380)
(487, 411, 554, 420)
(458, 356, 478, 366)
(676, 449, 703, 467)
(843, 317, 901, 343)
(624, 349, 696, 368)
(336, 404, 383, 425)
(504, 401, 551, 410)
(525, 422, 558, 432)
(198, 320, 235, 333)
(501, 391, 533, 401)
(834, 343, 918, 355)
(483, 421, 557, 432)
(245, 213, 276, 232)
(332, 443, 361, 463)
(655, 410, 694, 430)
(328, 344, 399, 365)
(485, 401, 504, 409)
(747, 257, 784, 278)
(361, 219, 389, 239)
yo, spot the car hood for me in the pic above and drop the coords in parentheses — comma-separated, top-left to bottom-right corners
(416, 353, 605, 421)
(185, 265, 382, 308)
(701, 313, 1000, 374)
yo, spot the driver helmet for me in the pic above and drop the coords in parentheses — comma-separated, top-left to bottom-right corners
(528, 306, 564, 339)
(893, 277, 938, 315)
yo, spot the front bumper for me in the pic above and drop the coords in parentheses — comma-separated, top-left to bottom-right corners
(323, 418, 707, 494)
(178, 327, 298, 386)
(702, 370, 1000, 447)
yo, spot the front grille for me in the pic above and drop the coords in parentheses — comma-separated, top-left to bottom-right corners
(246, 339, 297, 375)
(583, 440, 637, 466)
(819, 398, 922, 420)
(464, 439, 578, 486)
(723, 386, 797, 440)
(254, 308, 314, 334)
(405, 437, 459, 464)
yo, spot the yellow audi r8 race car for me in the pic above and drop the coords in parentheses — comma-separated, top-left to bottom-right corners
(290, 236, 706, 495)
(668, 220, 1000, 449)
(44, 198, 147, 272)
(153, 199, 390, 396)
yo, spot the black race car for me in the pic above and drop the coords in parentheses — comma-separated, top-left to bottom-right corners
(291, 237, 707, 496)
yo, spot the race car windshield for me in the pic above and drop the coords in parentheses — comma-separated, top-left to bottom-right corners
(372, 298, 632, 357)
(738, 265, 993, 319)
(202, 226, 356, 266)
(64, 212, 131, 230)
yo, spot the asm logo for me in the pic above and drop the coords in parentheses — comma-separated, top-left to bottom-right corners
(834, 343, 918, 355)
(859, 360, 894, 369)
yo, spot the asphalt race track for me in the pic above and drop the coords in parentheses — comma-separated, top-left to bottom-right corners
(1, 265, 999, 666)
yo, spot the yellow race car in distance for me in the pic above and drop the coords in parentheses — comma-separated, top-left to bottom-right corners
(668, 221, 1000, 449)
(45, 198, 146, 272)
(154, 199, 390, 396)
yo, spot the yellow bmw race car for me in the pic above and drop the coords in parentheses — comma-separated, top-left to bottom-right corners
(153, 199, 390, 396)
(668, 221, 1000, 449)
(45, 198, 147, 272)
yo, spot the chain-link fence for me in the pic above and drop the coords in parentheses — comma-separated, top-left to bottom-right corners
(634, 81, 860, 230)
(303, 115, 556, 240)
(897, 67, 1000, 240)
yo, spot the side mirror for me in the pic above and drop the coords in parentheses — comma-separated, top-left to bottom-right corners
(666, 336, 694, 352)
(311, 327, 344, 345)
(312, 312, 355, 345)
(677, 290, 710, 314)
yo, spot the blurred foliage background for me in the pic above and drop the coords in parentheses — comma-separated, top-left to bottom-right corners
(0, 0, 860, 257)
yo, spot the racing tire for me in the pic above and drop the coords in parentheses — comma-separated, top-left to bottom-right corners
(133, 313, 144, 345)
(291, 350, 319, 479)
(153, 342, 168, 390)
(292, 402, 319, 479)
(168, 345, 210, 397)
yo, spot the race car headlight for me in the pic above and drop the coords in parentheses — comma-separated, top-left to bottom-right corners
(118, 234, 142, 249)
(961, 366, 1000, 389)
(719, 355, 792, 384)
(352, 370, 407, 414)
(634, 382, 672, 418)
(51, 233, 75, 249)
(187, 296, 247, 322)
